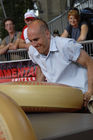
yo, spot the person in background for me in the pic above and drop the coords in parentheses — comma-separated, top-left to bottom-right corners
(53, 29, 60, 37)
(27, 19, 93, 107)
(61, 9, 88, 42)
(1, 17, 21, 50)
(19, 9, 37, 49)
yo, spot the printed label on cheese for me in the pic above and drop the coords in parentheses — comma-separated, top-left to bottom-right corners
(0, 114, 12, 140)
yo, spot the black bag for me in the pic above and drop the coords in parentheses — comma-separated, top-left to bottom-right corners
(80, 7, 93, 40)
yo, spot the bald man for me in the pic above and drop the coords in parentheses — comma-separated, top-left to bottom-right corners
(27, 19, 93, 107)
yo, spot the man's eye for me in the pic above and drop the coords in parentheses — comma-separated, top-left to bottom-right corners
(29, 40, 32, 42)
(34, 38, 38, 41)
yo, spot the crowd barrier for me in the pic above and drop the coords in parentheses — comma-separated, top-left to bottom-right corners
(80, 40, 93, 57)
(0, 48, 29, 62)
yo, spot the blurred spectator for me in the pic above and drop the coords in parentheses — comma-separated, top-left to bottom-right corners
(1, 17, 21, 50)
(53, 30, 60, 37)
(61, 9, 88, 42)
(0, 17, 22, 60)
(19, 9, 37, 49)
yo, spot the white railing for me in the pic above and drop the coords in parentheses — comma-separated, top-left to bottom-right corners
(74, 0, 93, 11)
(0, 48, 29, 62)
(80, 40, 93, 57)
(48, 11, 68, 35)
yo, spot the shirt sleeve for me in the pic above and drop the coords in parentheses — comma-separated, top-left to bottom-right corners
(1, 38, 7, 46)
(63, 39, 83, 62)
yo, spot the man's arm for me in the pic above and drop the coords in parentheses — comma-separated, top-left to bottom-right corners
(0, 45, 9, 55)
(76, 49, 93, 106)
(1, 38, 6, 46)
(36, 65, 46, 82)
(18, 39, 31, 50)
(9, 38, 20, 50)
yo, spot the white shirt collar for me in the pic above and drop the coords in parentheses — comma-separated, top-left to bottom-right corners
(30, 36, 58, 57)
(49, 36, 58, 52)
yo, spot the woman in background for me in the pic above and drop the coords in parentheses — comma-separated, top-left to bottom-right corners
(61, 9, 88, 42)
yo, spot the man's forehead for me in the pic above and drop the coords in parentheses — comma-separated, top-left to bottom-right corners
(28, 27, 40, 39)
(30, 21, 40, 28)
(5, 20, 13, 24)
(28, 23, 40, 33)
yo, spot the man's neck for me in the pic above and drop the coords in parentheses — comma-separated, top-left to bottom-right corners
(9, 31, 15, 39)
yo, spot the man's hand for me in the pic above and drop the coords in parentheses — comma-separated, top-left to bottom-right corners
(36, 65, 46, 82)
(8, 43, 18, 50)
(18, 39, 31, 50)
(83, 91, 92, 107)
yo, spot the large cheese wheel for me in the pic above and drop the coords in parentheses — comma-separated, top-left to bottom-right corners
(0, 91, 37, 140)
(0, 82, 83, 112)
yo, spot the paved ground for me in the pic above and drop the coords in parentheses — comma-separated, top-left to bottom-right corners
(27, 112, 93, 140)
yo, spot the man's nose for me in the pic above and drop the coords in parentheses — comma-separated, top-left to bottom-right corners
(71, 19, 74, 22)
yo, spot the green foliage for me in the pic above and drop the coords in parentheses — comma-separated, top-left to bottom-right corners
(0, 0, 34, 39)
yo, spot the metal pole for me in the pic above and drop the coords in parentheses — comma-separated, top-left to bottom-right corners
(0, 0, 7, 18)
(67, 0, 71, 9)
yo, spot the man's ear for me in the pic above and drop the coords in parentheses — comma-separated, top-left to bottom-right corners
(46, 30, 50, 39)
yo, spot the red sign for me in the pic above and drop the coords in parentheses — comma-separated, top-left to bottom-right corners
(0, 60, 37, 83)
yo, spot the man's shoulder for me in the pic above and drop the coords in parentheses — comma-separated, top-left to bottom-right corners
(1, 35, 9, 44)
(54, 36, 73, 45)
(54, 36, 81, 52)
(2, 35, 9, 41)
(3, 35, 9, 40)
